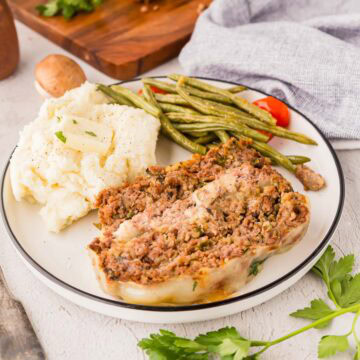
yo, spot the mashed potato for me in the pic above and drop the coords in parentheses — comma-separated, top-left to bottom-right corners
(10, 82, 160, 232)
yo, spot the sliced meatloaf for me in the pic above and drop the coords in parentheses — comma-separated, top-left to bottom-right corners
(95, 138, 273, 235)
(89, 143, 310, 305)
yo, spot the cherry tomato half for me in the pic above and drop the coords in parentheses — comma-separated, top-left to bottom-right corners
(137, 85, 167, 96)
(253, 96, 290, 128)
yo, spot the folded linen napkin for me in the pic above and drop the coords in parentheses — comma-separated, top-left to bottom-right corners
(179, 0, 360, 149)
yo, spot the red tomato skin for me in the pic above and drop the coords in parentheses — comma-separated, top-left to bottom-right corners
(138, 86, 167, 96)
(253, 96, 290, 128)
(149, 85, 167, 94)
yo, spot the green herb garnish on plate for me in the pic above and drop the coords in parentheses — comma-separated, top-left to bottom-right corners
(55, 131, 66, 143)
(138, 246, 360, 359)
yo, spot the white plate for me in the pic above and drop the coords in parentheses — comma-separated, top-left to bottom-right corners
(1, 77, 344, 324)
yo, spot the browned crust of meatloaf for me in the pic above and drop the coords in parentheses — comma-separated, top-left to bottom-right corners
(95, 139, 277, 234)
(90, 159, 308, 285)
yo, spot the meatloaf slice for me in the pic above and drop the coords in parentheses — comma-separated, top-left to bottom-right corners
(89, 162, 309, 305)
(95, 138, 276, 235)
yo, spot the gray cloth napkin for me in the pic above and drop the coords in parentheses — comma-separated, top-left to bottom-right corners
(179, 0, 360, 149)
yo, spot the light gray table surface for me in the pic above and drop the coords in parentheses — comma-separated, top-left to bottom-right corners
(0, 21, 359, 360)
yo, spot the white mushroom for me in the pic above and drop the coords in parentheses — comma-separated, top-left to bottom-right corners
(35, 54, 86, 98)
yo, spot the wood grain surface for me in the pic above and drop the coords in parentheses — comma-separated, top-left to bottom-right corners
(8, 0, 211, 80)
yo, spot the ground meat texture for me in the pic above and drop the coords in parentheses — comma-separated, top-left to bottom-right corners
(95, 139, 274, 234)
(91, 162, 308, 286)
(295, 164, 326, 191)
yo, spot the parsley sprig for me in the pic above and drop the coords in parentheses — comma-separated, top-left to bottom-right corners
(36, 0, 102, 20)
(138, 246, 360, 359)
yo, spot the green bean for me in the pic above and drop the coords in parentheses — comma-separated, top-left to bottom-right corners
(167, 101, 317, 146)
(175, 82, 274, 133)
(176, 82, 229, 116)
(172, 88, 279, 135)
(230, 113, 317, 145)
(215, 130, 230, 144)
(286, 155, 311, 165)
(231, 132, 301, 172)
(227, 85, 247, 93)
(194, 133, 217, 144)
(111, 84, 161, 118)
(173, 122, 268, 142)
(170, 74, 277, 125)
(188, 131, 209, 138)
(169, 73, 232, 97)
(173, 91, 263, 125)
(158, 102, 200, 115)
(142, 78, 177, 93)
(231, 133, 253, 143)
(253, 123, 317, 145)
(202, 98, 248, 117)
(143, 77, 234, 104)
(97, 85, 134, 106)
(251, 141, 296, 172)
(165, 111, 235, 124)
(166, 112, 269, 142)
(174, 123, 231, 132)
(159, 94, 268, 136)
(142, 85, 206, 155)
(269, 156, 311, 166)
(207, 143, 221, 149)
(183, 86, 233, 104)
(155, 93, 189, 105)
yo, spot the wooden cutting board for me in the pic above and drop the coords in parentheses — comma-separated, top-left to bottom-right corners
(9, 0, 211, 80)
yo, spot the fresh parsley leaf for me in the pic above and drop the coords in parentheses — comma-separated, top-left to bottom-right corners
(318, 335, 349, 358)
(312, 246, 335, 283)
(36, 0, 59, 16)
(55, 131, 67, 143)
(138, 330, 209, 360)
(338, 274, 360, 307)
(312, 246, 356, 308)
(355, 347, 360, 360)
(36, 0, 102, 19)
(330, 279, 342, 304)
(290, 299, 334, 329)
(196, 327, 247, 347)
(72, 119, 78, 124)
(329, 254, 354, 282)
(138, 247, 360, 360)
(85, 130, 97, 137)
(174, 339, 207, 352)
(215, 338, 250, 359)
(193, 281, 198, 291)
(62, 3, 76, 19)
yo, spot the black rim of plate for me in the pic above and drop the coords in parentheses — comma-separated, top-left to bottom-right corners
(1, 76, 345, 312)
